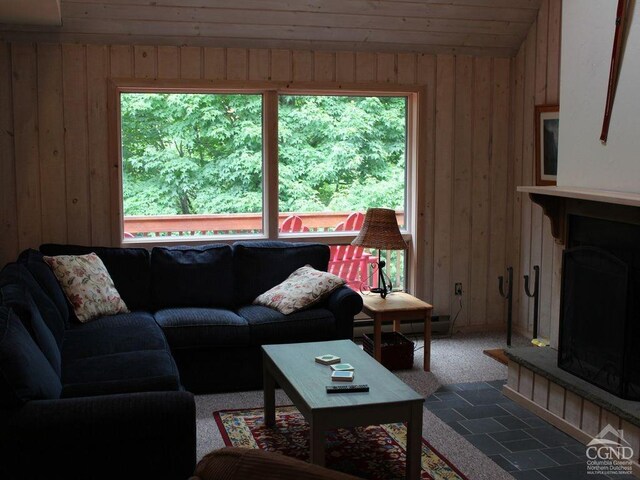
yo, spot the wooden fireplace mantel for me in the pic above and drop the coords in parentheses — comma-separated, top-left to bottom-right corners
(517, 186, 640, 244)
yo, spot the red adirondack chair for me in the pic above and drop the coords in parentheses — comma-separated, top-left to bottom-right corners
(328, 212, 377, 290)
(280, 215, 309, 233)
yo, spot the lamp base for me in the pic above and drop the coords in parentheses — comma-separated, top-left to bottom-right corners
(370, 286, 391, 299)
(373, 255, 392, 299)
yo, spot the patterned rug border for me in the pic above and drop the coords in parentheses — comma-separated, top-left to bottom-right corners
(213, 405, 469, 480)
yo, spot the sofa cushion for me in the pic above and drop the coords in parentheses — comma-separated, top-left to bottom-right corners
(0, 262, 67, 347)
(61, 349, 180, 398)
(0, 284, 62, 376)
(40, 243, 152, 311)
(233, 241, 330, 306)
(237, 305, 336, 346)
(254, 265, 345, 315)
(155, 308, 249, 349)
(0, 307, 62, 407)
(151, 245, 234, 310)
(43, 253, 130, 323)
(62, 312, 168, 361)
(16, 250, 71, 328)
(66, 310, 159, 331)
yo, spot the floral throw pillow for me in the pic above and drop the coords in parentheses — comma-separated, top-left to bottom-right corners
(253, 265, 345, 315)
(43, 253, 129, 323)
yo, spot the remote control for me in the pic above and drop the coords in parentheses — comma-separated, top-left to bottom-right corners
(326, 384, 370, 394)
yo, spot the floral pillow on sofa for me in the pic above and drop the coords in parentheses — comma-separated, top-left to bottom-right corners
(43, 253, 129, 323)
(253, 265, 345, 315)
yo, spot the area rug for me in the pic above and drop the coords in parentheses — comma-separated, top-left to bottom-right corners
(482, 348, 508, 366)
(213, 405, 468, 480)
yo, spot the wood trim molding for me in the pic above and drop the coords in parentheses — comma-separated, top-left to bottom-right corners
(108, 77, 426, 95)
(263, 90, 279, 239)
(107, 77, 123, 246)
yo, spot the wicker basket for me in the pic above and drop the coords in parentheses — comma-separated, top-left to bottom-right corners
(362, 331, 414, 370)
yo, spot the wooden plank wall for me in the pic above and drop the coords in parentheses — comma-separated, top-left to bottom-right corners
(0, 42, 513, 331)
(508, 0, 562, 345)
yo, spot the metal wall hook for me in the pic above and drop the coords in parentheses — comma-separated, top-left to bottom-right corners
(498, 267, 513, 347)
(524, 265, 540, 339)
(524, 265, 539, 298)
(498, 267, 513, 300)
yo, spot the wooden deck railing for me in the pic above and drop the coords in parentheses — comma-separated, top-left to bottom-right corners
(123, 211, 404, 236)
(123, 211, 406, 289)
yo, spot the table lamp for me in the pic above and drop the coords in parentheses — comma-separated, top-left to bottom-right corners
(351, 208, 406, 298)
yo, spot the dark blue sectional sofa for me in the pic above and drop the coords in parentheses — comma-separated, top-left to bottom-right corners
(0, 241, 363, 480)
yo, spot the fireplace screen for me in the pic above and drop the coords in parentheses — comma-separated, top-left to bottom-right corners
(558, 215, 640, 400)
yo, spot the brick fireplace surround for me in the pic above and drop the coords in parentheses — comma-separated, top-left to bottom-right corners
(506, 186, 640, 477)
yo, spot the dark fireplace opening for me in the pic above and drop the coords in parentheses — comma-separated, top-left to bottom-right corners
(559, 215, 640, 400)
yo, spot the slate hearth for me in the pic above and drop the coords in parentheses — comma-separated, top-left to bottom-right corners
(426, 381, 636, 480)
(506, 347, 640, 426)
(502, 347, 640, 479)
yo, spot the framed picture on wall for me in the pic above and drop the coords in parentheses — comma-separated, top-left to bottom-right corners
(535, 105, 559, 186)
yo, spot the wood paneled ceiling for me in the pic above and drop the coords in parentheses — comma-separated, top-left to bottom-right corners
(0, 0, 542, 56)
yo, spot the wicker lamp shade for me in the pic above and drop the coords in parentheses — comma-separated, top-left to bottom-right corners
(351, 208, 406, 250)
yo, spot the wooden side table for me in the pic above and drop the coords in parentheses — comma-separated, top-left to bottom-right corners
(359, 292, 433, 371)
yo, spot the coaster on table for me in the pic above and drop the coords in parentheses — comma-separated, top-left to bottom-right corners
(330, 363, 354, 371)
(331, 370, 354, 382)
(315, 354, 341, 365)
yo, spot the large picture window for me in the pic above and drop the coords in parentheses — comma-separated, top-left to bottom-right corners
(116, 85, 416, 291)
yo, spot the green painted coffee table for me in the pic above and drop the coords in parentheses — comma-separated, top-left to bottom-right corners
(262, 339, 424, 479)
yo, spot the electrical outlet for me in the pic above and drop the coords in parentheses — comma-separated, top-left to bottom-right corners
(454, 283, 463, 296)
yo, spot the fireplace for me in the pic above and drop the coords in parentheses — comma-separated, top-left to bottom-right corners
(505, 187, 640, 476)
(559, 214, 640, 400)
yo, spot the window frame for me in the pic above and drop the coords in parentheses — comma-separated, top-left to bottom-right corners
(109, 79, 425, 294)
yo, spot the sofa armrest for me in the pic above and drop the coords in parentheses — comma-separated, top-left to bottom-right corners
(326, 286, 363, 339)
(192, 447, 362, 480)
(0, 391, 196, 480)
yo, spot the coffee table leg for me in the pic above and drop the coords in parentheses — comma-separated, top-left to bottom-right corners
(405, 403, 423, 480)
(310, 416, 326, 467)
(263, 362, 276, 427)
